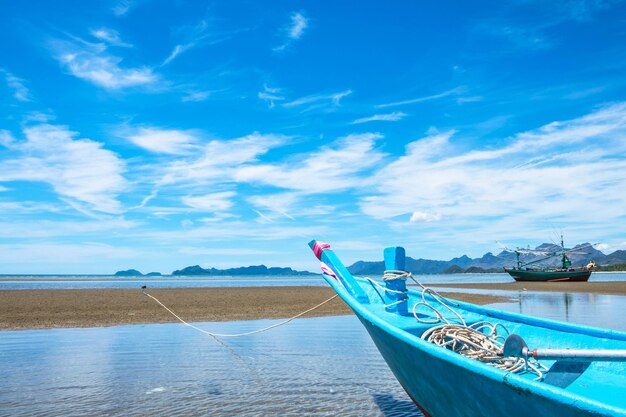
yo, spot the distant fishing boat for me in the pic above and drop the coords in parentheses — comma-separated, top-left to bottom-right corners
(309, 240, 626, 417)
(503, 236, 595, 282)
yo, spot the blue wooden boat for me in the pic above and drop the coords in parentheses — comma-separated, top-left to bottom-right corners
(309, 240, 626, 417)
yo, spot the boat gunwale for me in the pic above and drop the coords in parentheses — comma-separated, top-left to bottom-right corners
(323, 273, 626, 415)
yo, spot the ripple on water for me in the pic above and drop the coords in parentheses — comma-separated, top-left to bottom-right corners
(0, 316, 424, 416)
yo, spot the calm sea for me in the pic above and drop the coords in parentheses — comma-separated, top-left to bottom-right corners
(1, 274, 625, 416)
(1, 272, 625, 290)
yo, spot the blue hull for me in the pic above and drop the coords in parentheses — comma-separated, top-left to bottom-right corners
(310, 241, 626, 417)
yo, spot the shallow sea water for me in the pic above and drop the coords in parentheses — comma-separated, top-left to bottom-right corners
(1, 272, 624, 290)
(1, 287, 625, 416)
(0, 316, 422, 416)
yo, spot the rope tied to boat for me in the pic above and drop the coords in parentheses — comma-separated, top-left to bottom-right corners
(368, 270, 549, 379)
(365, 270, 410, 309)
(142, 289, 338, 338)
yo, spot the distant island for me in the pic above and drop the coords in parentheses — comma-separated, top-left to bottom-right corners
(172, 265, 315, 276)
(115, 265, 315, 276)
(112, 243, 626, 277)
(114, 270, 162, 277)
(348, 243, 626, 275)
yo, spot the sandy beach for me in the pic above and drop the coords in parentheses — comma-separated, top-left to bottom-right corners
(0, 286, 513, 330)
(2, 282, 624, 330)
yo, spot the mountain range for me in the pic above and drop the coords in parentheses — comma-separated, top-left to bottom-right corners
(171, 265, 315, 276)
(347, 243, 626, 275)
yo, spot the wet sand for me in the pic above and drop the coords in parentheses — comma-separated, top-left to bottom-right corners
(0, 286, 509, 330)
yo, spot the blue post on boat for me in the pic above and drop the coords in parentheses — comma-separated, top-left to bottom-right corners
(383, 246, 408, 316)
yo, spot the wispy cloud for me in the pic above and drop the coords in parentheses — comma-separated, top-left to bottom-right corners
(2, 70, 32, 102)
(182, 191, 236, 212)
(0, 242, 140, 273)
(258, 85, 285, 108)
(159, 132, 289, 186)
(352, 111, 407, 124)
(0, 130, 15, 147)
(410, 211, 442, 222)
(248, 193, 298, 220)
(162, 19, 234, 66)
(163, 44, 191, 65)
(359, 103, 626, 247)
(51, 36, 157, 90)
(274, 11, 309, 52)
(283, 89, 352, 111)
(23, 111, 55, 123)
(0, 124, 127, 213)
(124, 127, 200, 154)
(90, 28, 132, 47)
(178, 246, 279, 256)
(112, 0, 134, 16)
(481, 23, 554, 50)
(376, 87, 463, 108)
(181, 90, 212, 102)
(163, 20, 210, 65)
(235, 133, 384, 193)
(473, 1, 620, 53)
(457, 96, 483, 104)
(564, 86, 605, 100)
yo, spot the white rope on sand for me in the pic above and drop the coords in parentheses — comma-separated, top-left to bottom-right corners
(142, 290, 338, 338)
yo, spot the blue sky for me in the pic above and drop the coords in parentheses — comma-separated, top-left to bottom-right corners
(2, 0, 626, 274)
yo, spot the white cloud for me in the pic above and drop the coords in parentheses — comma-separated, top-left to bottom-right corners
(274, 11, 309, 52)
(283, 89, 352, 110)
(23, 111, 55, 123)
(178, 247, 279, 256)
(182, 90, 212, 102)
(410, 211, 442, 222)
(248, 193, 298, 220)
(143, 221, 327, 243)
(52, 38, 157, 90)
(112, 0, 133, 16)
(457, 96, 483, 104)
(0, 243, 139, 270)
(132, 189, 158, 209)
(258, 85, 285, 108)
(159, 132, 288, 186)
(235, 133, 384, 193)
(126, 127, 199, 154)
(376, 87, 464, 108)
(0, 130, 15, 147)
(248, 192, 335, 221)
(359, 103, 626, 246)
(182, 191, 236, 212)
(90, 28, 132, 47)
(163, 44, 190, 65)
(596, 242, 626, 253)
(0, 124, 127, 213)
(288, 12, 308, 39)
(0, 217, 138, 238)
(161, 19, 229, 65)
(2, 70, 31, 102)
(352, 111, 407, 124)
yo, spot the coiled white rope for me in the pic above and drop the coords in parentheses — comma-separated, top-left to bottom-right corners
(368, 271, 548, 379)
(142, 290, 338, 338)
